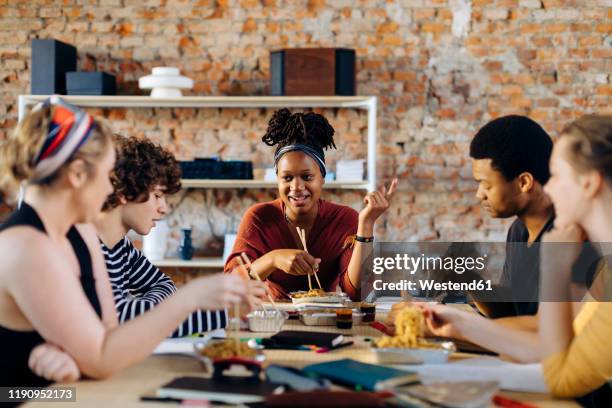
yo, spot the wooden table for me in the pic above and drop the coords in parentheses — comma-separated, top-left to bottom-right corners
(26, 313, 579, 407)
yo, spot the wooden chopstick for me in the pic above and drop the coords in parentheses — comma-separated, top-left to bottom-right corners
(296, 227, 323, 290)
(236, 256, 268, 313)
(233, 301, 240, 351)
(296, 227, 313, 290)
(240, 252, 281, 314)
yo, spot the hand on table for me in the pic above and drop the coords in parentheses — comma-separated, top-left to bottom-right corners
(29, 343, 80, 382)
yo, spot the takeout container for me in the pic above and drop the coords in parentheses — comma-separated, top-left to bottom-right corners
(299, 310, 364, 326)
(289, 291, 348, 304)
(193, 338, 265, 372)
(247, 310, 288, 332)
(371, 341, 456, 365)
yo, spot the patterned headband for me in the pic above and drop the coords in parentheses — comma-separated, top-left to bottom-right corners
(31, 96, 95, 182)
(274, 143, 327, 178)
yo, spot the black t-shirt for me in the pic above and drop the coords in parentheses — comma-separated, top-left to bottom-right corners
(480, 216, 601, 318)
(499, 217, 554, 316)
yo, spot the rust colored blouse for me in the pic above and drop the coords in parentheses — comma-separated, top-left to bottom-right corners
(224, 198, 359, 300)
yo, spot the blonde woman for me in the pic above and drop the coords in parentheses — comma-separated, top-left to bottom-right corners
(539, 115, 612, 404)
(0, 97, 264, 386)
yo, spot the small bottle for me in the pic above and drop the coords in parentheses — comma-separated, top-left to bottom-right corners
(360, 302, 376, 323)
(335, 308, 353, 330)
(178, 228, 194, 260)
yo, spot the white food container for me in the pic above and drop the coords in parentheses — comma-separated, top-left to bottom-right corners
(246, 310, 288, 333)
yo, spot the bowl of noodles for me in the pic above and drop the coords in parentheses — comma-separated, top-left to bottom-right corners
(372, 306, 455, 364)
(193, 338, 265, 371)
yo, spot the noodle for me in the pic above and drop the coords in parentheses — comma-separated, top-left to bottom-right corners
(376, 306, 438, 349)
(199, 340, 257, 359)
(291, 289, 329, 298)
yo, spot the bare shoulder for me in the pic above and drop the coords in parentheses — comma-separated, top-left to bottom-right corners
(0, 227, 68, 282)
(0, 226, 51, 262)
(74, 223, 103, 252)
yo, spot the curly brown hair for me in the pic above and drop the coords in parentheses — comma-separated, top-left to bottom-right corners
(102, 135, 181, 211)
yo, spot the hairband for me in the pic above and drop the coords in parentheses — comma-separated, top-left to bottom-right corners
(274, 143, 327, 177)
(31, 95, 95, 182)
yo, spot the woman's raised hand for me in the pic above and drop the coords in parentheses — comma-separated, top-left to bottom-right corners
(359, 178, 398, 232)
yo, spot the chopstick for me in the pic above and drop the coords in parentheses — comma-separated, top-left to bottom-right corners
(240, 252, 281, 314)
(296, 227, 323, 289)
(236, 256, 268, 312)
(233, 301, 240, 351)
(296, 227, 312, 290)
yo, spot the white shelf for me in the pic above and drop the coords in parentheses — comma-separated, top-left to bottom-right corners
(153, 257, 224, 268)
(18, 95, 374, 110)
(18, 95, 377, 192)
(180, 179, 369, 190)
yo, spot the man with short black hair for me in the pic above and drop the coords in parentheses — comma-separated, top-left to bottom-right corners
(469, 115, 555, 317)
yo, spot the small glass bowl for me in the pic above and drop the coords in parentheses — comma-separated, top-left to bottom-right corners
(246, 310, 288, 333)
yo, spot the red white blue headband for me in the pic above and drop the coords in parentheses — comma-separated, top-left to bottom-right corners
(31, 95, 95, 182)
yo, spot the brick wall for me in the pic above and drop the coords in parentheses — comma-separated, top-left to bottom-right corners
(1, 0, 610, 249)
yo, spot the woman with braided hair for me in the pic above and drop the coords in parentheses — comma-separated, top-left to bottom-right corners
(225, 108, 397, 300)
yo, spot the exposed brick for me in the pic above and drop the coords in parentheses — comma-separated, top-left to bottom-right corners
(483, 8, 509, 20)
(421, 22, 445, 33)
(519, 0, 542, 8)
(0, 0, 609, 246)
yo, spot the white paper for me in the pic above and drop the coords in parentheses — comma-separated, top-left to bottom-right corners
(397, 356, 549, 393)
(153, 329, 226, 355)
(153, 338, 199, 355)
(375, 296, 404, 311)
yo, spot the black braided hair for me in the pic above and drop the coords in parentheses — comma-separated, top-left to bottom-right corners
(262, 108, 337, 152)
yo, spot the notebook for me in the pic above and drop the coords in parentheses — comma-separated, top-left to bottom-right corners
(303, 359, 419, 391)
(157, 376, 283, 404)
(270, 330, 344, 348)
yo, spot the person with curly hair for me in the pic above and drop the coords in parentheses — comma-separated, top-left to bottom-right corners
(94, 135, 230, 337)
(224, 108, 397, 300)
(0, 97, 263, 387)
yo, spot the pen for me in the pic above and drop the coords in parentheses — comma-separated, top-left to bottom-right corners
(493, 395, 538, 408)
(141, 396, 234, 406)
(316, 341, 355, 353)
(370, 321, 394, 336)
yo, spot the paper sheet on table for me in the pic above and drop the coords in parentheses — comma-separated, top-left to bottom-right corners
(374, 297, 404, 311)
(397, 356, 548, 393)
(153, 329, 226, 355)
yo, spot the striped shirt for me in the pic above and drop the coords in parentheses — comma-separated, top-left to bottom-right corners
(100, 236, 228, 337)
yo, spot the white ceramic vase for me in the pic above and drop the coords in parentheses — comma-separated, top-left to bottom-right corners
(139, 67, 194, 98)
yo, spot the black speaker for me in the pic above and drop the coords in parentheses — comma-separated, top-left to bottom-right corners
(270, 48, 356, 96)
(335, 49, 356, 95)
(31, 39, 77, 95)
(66, 72, 116, 95)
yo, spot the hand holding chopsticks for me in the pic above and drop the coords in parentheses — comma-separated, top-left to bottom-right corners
(238, 252, 281, 314)
(296, 227, 323, 290)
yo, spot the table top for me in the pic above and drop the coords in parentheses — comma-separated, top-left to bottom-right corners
(25, 308, 579, 408)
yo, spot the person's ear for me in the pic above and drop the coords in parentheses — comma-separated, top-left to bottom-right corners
(65, 159, 89, 189)
(118, 194, 128, 205)
(582, 170, 604, 199)
(517, 172, 535, 193)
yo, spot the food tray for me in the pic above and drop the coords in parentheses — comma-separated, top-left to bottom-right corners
(289, 291, 348, 304)
(193, 338, 265, 372)
(299, 310, 364, 326)
(371, 341, 456, 365)
(247, 310, 288, 332)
